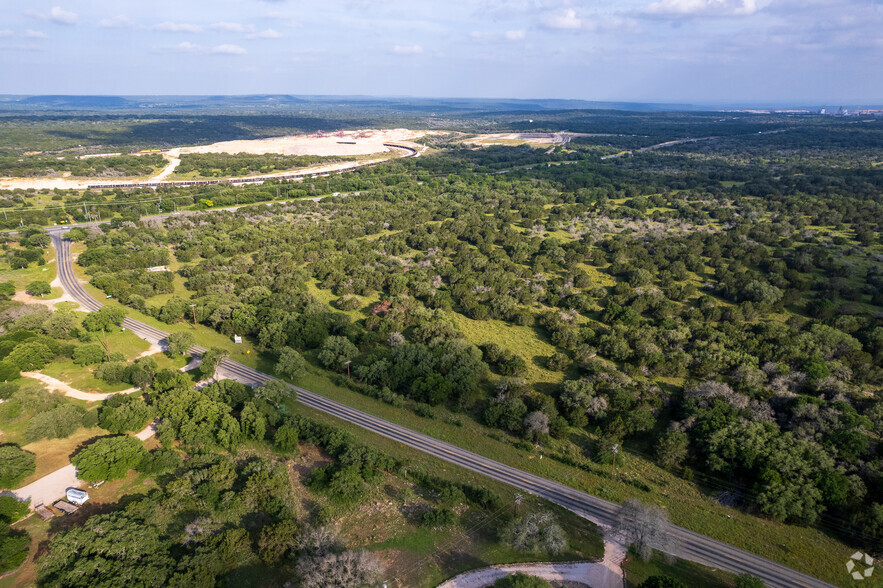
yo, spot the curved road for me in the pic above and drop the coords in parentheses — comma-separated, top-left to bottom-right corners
(49, 232, 835, 588)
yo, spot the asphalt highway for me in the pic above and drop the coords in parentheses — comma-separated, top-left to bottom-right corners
(49, 231, 838, 588)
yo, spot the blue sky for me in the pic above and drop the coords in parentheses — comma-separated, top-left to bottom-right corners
(2, 0, 881, 104)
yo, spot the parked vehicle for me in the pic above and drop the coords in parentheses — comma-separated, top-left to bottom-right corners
(66, 488, 89, 505)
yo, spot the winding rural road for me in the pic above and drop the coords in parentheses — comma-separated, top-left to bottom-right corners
(47, 229, 837, 588)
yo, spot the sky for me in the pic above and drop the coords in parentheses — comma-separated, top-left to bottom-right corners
(1, 0, 881, 105)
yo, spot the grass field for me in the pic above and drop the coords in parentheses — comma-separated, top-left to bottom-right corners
(0, 242, 58, 293)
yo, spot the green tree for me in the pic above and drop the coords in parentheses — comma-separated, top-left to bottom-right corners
(37, 512, 173, 586)
(165, 331, 195, 357)
(71, 435, 146, 482)
(98, 395, 153, 434)
(656, 431, 689, 470)
(274, 424, 299, 454)
(638, 576, 688, 588)
(0, 445, 36, 488)
(25, 281, 51, 297)
(25, 405, 85, 442)
(240, 402, 267, 441)
(6, 342, 54, 371)
(275, 346, 307, 380)
(198, 347, 229, 379)
(258, 519, 298, 564)
(81, 306, 125, 332)
(0, 497, 29, 523)
(735, 574, 766, 588)
(72, 344, 106, 366)
(318, 336, 358, 371)
(0, 522, 29, 573)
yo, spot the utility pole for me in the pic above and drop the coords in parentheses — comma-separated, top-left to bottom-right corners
(514, 493, 523, 516)
(344, 360, 351, 379)
(611, 443, 619, 478)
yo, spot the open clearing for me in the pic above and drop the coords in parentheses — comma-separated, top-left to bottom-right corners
(462, 132, 611, 147)
(0, 128, 432, 190)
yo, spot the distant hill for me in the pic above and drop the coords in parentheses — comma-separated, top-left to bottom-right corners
(1, 94, 702, 113)
(17, 95, 133, 108)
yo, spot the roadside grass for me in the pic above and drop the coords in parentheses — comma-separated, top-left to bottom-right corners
(622, 549, 738, 587)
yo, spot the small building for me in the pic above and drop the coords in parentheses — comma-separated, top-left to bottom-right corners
(66, 488, 89, 506)
(35, 505, 54, 520)
(146, 266, 168, 273)
(53, 500, 79, 514)
(233, 335, 242, 344)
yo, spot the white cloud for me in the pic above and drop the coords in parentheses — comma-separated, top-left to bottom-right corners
(641, 0, 763, 17)
(542, 8, 583, 30)
(98, 15, 134, 29)
(24, 29, 48, 38)
(171, 41, 204, 53)
(392, 44, 423, 54)
(159, 42, 246, 55)
(154, 22, 203, 33)
(49, 6, 77, 25)
(247, 28, 282, 39)
(212, 44, 247, 55)
(210, 22, 252, 33)
(505, 29, 525, 40)
(263, 11, 299, 28)
(26, 6, 77, 25)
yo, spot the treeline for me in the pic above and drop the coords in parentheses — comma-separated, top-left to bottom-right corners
(176, 152, 353, 177)
(0, 153, 163, 178)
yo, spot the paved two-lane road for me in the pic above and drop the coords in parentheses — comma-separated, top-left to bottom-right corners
(49, 232, 837, 588)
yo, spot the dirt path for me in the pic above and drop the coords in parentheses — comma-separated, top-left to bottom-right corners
(20, 372, 138, 401)
(151, 151, 181, 180)
(2, 421, 158, 508)
(438, 539, 625, 588)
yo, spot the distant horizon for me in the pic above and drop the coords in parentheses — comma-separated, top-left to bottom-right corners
(1, 94, 881, 112)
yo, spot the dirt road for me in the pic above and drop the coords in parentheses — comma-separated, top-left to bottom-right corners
(21, 372, 138, 401)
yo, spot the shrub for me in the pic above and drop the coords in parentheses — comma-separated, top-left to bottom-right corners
(25, 405, 85, 442)
(421, 507, 457, 528)
(0, 445, 35, 488)
(493, 573, 553, 588)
